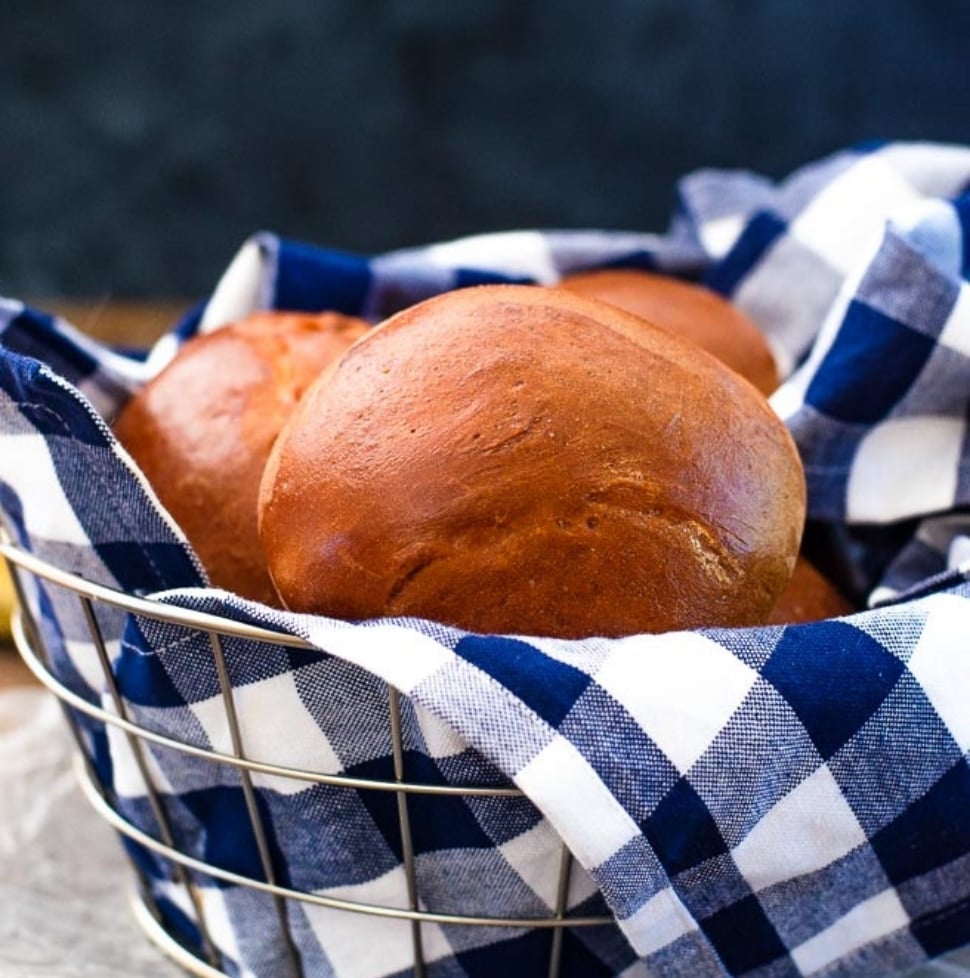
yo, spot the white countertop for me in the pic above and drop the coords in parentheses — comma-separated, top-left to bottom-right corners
(0, 687, 183, 978)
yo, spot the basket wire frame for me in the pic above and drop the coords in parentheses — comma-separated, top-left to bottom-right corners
(2, 537, 613, 978)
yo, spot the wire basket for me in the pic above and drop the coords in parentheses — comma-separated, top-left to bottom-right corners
(2, 534, 616, 978)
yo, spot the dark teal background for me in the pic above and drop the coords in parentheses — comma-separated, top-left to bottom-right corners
(3, 0, 969, 297)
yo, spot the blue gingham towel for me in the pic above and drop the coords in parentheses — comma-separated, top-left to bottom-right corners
(5, 140, 970, 978)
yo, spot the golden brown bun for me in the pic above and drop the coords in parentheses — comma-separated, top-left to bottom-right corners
(259, 285, 806, 638)
(114, 310, 369, 604)
(558, 268, 780, 396)
(768, 555, 855, 625)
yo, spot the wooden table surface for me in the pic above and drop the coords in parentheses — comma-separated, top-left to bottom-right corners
(36, 297, 194, 346)
(0, 299, 193, 690)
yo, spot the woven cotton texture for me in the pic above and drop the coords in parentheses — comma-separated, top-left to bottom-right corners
(5, 140, 970, 977)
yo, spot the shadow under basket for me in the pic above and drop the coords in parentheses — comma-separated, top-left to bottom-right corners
(2, 536, 617, 978)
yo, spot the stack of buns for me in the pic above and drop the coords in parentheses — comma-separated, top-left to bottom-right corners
(114, 269, 851, 637)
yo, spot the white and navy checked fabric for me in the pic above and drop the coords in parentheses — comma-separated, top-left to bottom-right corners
(5, 140, 970, 977)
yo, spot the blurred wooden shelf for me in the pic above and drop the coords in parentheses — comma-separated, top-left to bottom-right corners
(0, 642, 34, 688)
(27, 298, 195, 347)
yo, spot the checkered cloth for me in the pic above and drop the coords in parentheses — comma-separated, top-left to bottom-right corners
(4, 140, 970, 978)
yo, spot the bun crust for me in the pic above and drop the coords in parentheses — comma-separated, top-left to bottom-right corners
(259, 285, 805, 638)
(768, 556, 855, 624)
(559, 268, 780, 395)
(114, 310, 368, 604)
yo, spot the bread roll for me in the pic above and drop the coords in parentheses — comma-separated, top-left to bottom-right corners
(114, 310, 369, 604)
(259, 285, 805, 638)
(768, 555, 855, 625)
(558, 268, 779, 395)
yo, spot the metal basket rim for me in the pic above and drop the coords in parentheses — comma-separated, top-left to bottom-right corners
(0, 538, 315, 645)
(12, 610, 521, 798)
(4, 539, 522, 797)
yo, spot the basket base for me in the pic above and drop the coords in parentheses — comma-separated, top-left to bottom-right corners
(130, 893, 229, 978)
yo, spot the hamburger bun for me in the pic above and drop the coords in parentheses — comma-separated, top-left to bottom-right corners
(114, 310, 369, 604)
(768, 555, 855, 625)
(558, 268, 779, 395)
(259, 284, 806, 638)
